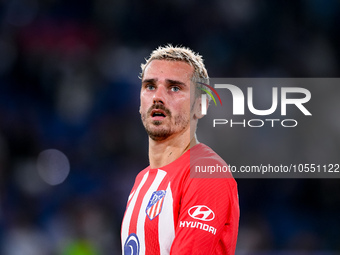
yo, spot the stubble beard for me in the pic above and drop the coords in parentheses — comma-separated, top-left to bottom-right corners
(141, 105, 190, 141)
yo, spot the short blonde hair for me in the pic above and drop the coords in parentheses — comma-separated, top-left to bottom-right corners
(140, 44, 210, 99)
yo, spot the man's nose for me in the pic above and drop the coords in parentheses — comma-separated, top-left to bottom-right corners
(153, 85, 166, 104)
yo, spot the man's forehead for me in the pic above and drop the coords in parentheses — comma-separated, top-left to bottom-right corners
(143, 60, 194, 81)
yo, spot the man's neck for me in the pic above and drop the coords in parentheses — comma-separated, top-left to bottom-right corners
(148, 132, 198, 169)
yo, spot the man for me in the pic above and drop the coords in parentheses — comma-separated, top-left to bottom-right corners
(121, 45, 239, 255)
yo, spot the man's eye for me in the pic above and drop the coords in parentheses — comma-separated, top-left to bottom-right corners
(171, 86, 180, 92)
(146, 85, 155, 90)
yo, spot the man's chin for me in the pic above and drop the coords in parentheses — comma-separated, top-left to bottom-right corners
(145, 126, 171, 141)
(152, 120, 163, 126)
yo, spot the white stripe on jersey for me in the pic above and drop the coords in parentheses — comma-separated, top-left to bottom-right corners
(137, 169, 167, 255)
(121, 171, 149, 251)
(127, 189, 136, 202)
(158, 182, 175, 255)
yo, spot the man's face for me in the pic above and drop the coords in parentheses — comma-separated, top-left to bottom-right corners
(140, 60, 198, 141)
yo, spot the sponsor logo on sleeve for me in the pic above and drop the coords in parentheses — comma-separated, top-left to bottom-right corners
(179, 205, 217, 235)
(188, 205, 215, 221)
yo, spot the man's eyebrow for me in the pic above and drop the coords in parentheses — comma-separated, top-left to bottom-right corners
(142, 78, 187, 87)
(142, 78, 157, 84)
(142, 78, 186, 87)
(166, 79, 186, 86)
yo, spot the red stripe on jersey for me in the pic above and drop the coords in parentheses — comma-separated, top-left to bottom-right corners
(144, 207, 160, 254)
(128, 171, 157, 235)
(144, 178, 172, 255)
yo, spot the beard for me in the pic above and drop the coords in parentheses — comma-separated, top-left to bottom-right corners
(141, 104, 190, 141)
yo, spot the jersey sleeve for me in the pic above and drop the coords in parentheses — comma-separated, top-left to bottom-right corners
(170, 163, 239, 255)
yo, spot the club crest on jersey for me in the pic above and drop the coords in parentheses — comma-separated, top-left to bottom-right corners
(146, 190, 166, 220)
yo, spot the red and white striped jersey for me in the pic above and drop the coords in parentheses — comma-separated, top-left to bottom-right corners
(121, 143, 239, 255)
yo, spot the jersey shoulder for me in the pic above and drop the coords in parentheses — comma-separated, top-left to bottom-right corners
(131, 165, 150, 189)
(190, 143, 234, 179)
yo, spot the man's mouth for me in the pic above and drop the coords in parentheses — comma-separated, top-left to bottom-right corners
(146, 104, 171, 122)
(151, 109, 167, 120)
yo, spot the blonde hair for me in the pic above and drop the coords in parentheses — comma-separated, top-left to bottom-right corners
(140, 44, 210, 99)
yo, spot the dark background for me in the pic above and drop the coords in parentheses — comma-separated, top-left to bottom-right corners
(0, 0, 339, 254)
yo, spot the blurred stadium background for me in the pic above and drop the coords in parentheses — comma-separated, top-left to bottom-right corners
(0, 0, 339, 254)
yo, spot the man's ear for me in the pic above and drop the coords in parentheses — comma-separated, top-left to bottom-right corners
(193, 96, 209, 119)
